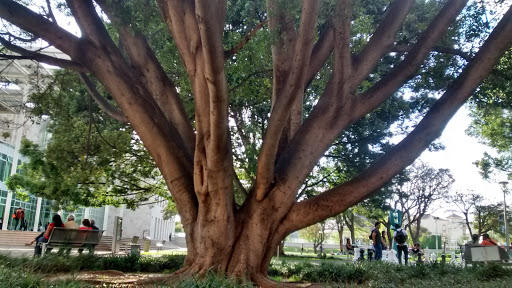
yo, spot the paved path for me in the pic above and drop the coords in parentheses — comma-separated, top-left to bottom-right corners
(0, 245, 187, 258)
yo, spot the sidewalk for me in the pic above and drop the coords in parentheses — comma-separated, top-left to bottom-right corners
(0, 244, 187, 258)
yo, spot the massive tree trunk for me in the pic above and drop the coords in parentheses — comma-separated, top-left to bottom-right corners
(1, 0, 512, 286)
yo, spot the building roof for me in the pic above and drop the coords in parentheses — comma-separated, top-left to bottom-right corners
(0, 48, 66, 113)
(446, 213, 463, 219)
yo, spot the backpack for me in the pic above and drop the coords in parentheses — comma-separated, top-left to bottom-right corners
(368, 228, 374, 240)
(395, 229, 406, 244)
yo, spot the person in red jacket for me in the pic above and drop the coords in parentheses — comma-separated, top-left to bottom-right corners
(480, 233, 498, 246)
(80, 219, 93, 230)
(34, 214, 64, 256)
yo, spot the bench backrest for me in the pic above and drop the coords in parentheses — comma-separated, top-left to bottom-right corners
(48, 228, 104, 246)
(464, 245, 510, 262)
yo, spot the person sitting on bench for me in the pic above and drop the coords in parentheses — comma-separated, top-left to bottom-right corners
(480, 233, 498, 246)
(34, 214, 64, 256)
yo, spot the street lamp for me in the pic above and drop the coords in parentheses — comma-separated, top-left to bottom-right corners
(434, 216, 439, 251)
(499, 181, 510, 250)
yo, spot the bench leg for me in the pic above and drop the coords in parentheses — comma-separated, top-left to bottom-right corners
(41, 243, 47, 257)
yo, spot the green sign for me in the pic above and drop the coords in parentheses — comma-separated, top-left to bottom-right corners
(389, 210, 402, 229)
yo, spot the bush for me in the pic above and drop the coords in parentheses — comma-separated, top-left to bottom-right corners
(0, 253, 185, 274)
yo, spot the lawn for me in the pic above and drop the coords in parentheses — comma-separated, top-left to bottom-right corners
(1, 252, 511, 287)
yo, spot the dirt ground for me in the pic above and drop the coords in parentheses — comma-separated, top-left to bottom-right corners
(45, 270, 180, 287)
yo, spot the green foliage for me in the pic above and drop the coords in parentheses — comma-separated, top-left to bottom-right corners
(0, 253, 185, 274)
(268, 260, 512, 287)
(7, 71, 172, 210)
(468, 48, 512, 180)
(3, 253, 512, 287)
(421, 235, 442, 250)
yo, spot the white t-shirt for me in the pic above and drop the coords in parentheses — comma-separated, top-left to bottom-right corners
(393, 228, 408, 245)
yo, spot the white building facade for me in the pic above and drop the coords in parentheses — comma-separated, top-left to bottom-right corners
(0, 53, 175, 240)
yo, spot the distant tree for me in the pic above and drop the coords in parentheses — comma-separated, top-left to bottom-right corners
(334, 214, 345, 252)
(396, 162, 454, 243)
(450, 191, 484, 236)
(473, 202, 512, 239)
(299, 222, 326, 254)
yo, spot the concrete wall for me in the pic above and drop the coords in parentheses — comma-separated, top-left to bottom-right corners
(103, 199, 175, 241)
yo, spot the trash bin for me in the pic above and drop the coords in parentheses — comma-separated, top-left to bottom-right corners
(131, 244, 141, 256)
(143, 239, 151, 252)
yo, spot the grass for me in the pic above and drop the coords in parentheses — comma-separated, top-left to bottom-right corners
(269, 259, 512, 287)
(1, 252, 512, 287)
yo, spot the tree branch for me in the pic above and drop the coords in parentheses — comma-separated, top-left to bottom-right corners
(45, 0, 58, 24)
(0, 36, 85, 71)
(65, 0, 113, 46)
(392, 44, 471, 61)
(353, 0, 414, 86)
(224, 20, 268, 60)
(355, 0, 468, 117)
(78, 73, 129, 124)
(304, 23, 334, 88)
(228, 69, 273, 93)
(0, 0, 81, 59)
(254, 0, 320, 201)
(95, 0, 196, 153)
(275, 4, 512, 237)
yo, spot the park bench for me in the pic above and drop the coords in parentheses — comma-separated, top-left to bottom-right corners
(40, 228, 104, 257)
(463, 245, 511, 266)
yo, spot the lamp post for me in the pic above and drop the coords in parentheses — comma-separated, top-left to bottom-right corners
(434, 216, 439, 251)
(499, 181, 509, 250)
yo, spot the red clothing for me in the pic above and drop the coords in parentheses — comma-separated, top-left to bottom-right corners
(45, 223, 64, 239)
(481, 239, 498, 246)
(79, 226, 92, 230)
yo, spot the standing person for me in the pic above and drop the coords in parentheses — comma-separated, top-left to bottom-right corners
(19, 208, 25, 230)
(23, 219, 28, 231)
(0, 217, 3, 229)
(393, 224, 409, 265)
(34, 214, 64, 256)
(371, 222, 383, 261)
(64, 214, 79, 229)
(381, 231, 388, 250)
(13, 207, 21, 230)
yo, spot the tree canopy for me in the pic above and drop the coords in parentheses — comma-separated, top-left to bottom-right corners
(1, 0, 511, 285)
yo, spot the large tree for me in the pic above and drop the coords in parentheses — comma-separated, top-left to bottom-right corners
(1, 0, 512, 286)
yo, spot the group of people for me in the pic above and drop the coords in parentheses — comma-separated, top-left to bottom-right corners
(371, 221, 418, 265)
(12, 207, 28, 230)
(26, 213, 99, 256)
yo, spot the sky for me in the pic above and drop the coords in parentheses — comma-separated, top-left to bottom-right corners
(419, 104, 507, 216)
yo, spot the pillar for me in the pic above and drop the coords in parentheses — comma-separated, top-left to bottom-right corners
(33, 197, 42, 231)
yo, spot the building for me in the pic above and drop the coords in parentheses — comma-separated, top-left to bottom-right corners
(0, 51, 175, 240)
(421, 213, 469, 249)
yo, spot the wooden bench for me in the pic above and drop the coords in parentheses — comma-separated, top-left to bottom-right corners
(463, 245, 511, 266)
(40, 228, 104, 257)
